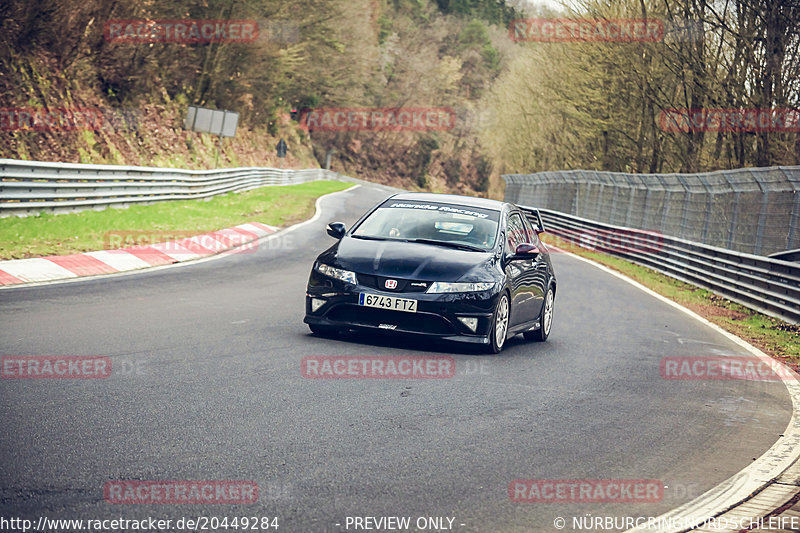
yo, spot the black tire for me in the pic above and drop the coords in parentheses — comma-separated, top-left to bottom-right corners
(488, 292, 510, 354)
(308, 324, 339, 337)
(524, 286, 554, 342)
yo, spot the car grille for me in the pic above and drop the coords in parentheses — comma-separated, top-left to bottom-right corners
(357, 274, 430, 293)
(328, 305, 456, 335)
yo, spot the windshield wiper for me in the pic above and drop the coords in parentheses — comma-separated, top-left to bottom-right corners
(351, 235, 391, 241)
(407, 239, 485, 252)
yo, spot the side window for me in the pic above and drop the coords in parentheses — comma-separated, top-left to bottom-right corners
(506, 213, 526, 253)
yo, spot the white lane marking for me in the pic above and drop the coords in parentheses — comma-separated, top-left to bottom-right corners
(552, 248, 800, 533)
(236, 223, 274, 237)
(0, 258, 78, 282)
(85, 250, 152, 271)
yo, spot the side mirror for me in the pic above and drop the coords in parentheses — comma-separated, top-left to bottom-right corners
(326, 222, 347, 239)
(513, 243, 540, 258)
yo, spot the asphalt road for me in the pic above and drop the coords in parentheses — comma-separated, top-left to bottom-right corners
(0, 183, 792, 533)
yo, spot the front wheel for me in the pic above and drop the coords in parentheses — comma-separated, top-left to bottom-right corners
(488, 292, 510, 354)
(524, 286, 554, 342)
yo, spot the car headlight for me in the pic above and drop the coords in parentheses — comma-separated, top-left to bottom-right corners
(315, 263, 358, 284)
(426, 282, 495, 293)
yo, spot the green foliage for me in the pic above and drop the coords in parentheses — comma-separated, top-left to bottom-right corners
(458, 19, 502, 70)
(481, 44, 499, 71)
(435, 0, 520, 26)
(378, 14, 394, 44)
(458, 20, 491, 49)
(295, 95, 321, 112)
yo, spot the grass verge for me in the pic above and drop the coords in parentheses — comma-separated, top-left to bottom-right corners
(1, 181, 354, 260)
(542, 233, 800, 368)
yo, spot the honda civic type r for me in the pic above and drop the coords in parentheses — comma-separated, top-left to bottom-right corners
(303, 192, 556, 353)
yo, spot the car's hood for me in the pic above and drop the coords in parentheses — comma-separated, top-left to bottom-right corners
(321, 236, 496, 281)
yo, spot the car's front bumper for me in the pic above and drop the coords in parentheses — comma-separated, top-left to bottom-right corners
(304, 275, 499, 344)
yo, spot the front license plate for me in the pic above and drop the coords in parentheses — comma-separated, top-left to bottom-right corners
(358, 293, 417, 313)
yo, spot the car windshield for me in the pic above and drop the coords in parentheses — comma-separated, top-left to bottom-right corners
(352, 199, 500, 250)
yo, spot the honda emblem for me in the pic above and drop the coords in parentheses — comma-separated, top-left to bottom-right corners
(385, 279, 398, 289)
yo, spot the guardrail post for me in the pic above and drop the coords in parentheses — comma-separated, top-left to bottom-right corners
(752, 171, 769, 256)
(653, 175, 668, 234)
(660, 184, 671, 235)
(608, 178, 619, 225)
(791, 191, 800, 250)
(722, 172, 740, 250)
(697, 174, 713, 244)
(573, 176, 580, 215)
(677, 175, 691, 240)
(786, 167, 800, 250)
(624, 174, 636, 227)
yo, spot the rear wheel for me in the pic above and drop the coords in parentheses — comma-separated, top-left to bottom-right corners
(488, 292, 510, 354)
(524, 286, 554, 342)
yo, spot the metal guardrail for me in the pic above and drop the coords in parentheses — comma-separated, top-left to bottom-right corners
(0, 159, 356, 216)
(520, 207, 800, 325)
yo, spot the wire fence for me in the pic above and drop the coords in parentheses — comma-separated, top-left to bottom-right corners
(504, 166, 800, 257)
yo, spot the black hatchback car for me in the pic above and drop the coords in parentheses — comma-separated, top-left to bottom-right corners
(304, 193, 556, 353)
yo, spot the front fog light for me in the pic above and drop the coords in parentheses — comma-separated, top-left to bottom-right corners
(457, 317, 479, 332)
(311, 298, 326, 312)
